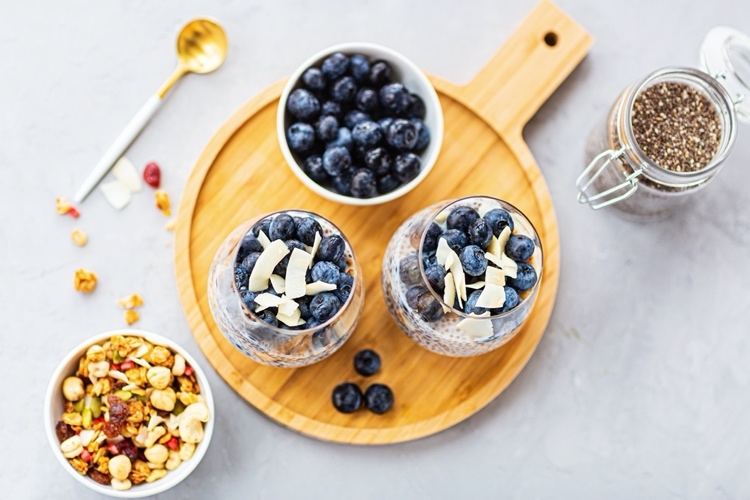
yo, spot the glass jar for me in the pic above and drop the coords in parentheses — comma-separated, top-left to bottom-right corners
(381, 196, 543, 357)
(577, 27, 750, 221)
(208, 210, 364, 368)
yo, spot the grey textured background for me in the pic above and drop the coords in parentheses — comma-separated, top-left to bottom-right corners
(3, 0, 750, 498)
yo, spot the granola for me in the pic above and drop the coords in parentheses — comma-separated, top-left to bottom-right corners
(74, 269, 98, 293)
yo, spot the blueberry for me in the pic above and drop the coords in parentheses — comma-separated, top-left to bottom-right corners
(310, 292, 341, 321)
(335, 272, 354, 303)
(376, 174, 400, 194)
(507, 262, 537, 291)
(364, 147, 392, 176)
(408, 93, 426, 119)
(321, 52, 349, 80)
(410, 119, 430, 151)
(239, 289, 257, 310)
(350, 168, 378, 198)
(505, 235, 535, 261)
(234, 265, 249, 291)
(327, 127, 352, 151)
(321, 100, 342, 119)
(459, 245, 487, 276)
(322, 146, 351, 176)
(297, 295, 312, 320)
(379, 83, 411, 115)
(349, 54, 371, 82)
(301, 68, 326, 92)
(369, 60, 393, 86)
(257, 310, 279, 327)
(303, 155, 328, 183)
(355, 87, 380, 113)
(468, 218, 492, 250)
(241, 252, 261, 274)
(315, 115, 339, 142)
(447, 206, 480, 232)
(483, 208, 514, 236)
(344, 110, 371, 129)
(499, 286, 520, 313)
(422, 222, 442, 253)
(386, 119, 418, 151)
(275, 239, 306, 275)
(378, 117, 394, 132)
(332, 169, 354, 195)
(422, 251, 438, 268)
(330, 76, 358, 103)
(393, 153, 421, 183)
(311, 261, 340, 284)
(306, 318, 325, 333)
(353, 349, 381, 376)
(296, 217, 322, 245)
(335, 255, 348, 272)
(424, 264, 446, 292)
(316, 234, 345, 262)
(286, 122, 315, 154)
(236, 233, 263, 262)
(417, 292, 444, 322)
(352, 121, 383, 149)
(364, 384, 393, 414)
(269, 214, 296, 241)
(464, 290, 487, 315)
(399, 253, 421, 285)
(406, 285, 428, 309)
(252, 218, 272, 237)
(287, 89, 320, 122)
(439, 229, 468, 253)
(332, 382, 362, 413)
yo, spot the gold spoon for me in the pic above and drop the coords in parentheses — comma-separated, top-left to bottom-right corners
(75, 18, 228, 202)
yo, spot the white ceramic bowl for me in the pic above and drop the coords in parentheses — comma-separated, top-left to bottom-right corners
(277, 42, 444, 206)
(44, 330, 215, 498)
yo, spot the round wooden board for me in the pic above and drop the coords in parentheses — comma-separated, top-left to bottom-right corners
(174, 1, 592, 444)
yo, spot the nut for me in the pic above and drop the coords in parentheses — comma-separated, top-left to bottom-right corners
(62, 376, 84, 401)
(178, 441, 196, 461)
(61, 435, 83, 458)
(150, 387, 176, 412)
(154, 190, 171, 216)
(73, 268, 98, 293)
(88, 361, 110, 378)
(146, 468, 168, 483)
(124, 309, 140, 326)
(111, 478, 132, 491)
(171, 354, 186, 376)
(71, 229, 88, 246)
(144, 426, 167, 448)
(182, 402, 210, 423)
(165, 450, 181, 470)
(147, 366, 172, 390)
(179, 417, 204, 444)
(144, 444, 169, 464)
(108, 454, 132, 481)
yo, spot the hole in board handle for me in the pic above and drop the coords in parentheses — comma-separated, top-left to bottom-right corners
(544, 32, 558, 47)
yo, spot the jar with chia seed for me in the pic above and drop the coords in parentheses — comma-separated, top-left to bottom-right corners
(577, 27, 750, 221)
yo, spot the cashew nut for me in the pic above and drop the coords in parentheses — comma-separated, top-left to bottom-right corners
(179, 417, 204, 444)
(60, 435, 83, 458)
(144, 444, 169, 464)
(171, 354, 186, 376)
(62, 376, 84, 401)
(111, 478, 132, 491)
(146, 469, 168, 483)
(108, 455, 132, 481)
(88, 360, 110, 378)
(182, 402, 210, 423)
(178, 441, 196, 461)
(150, 387, 176, 411)
(165, 450, 181, 470)
(144, 425, 167, 448)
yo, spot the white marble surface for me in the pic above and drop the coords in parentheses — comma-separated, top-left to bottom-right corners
(4, 0, 750, 498)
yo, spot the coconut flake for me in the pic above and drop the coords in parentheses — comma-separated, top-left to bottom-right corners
(257, 230, 271, 249)
(475, 283, 506, 309)
(305, 281, 337, 295)
(79, 429, 96, 447)
(434, 209, 450, 224)
(457, 313, 493, 338)
(285, 248, 313, 299)
(436, 238, 452, 267)
(485, 251, 503, 268)
(127, 355, 151, 369)
(100, 181, 131, 210)
(443, 271, 455, 313)
(277, 307, 302, 327)
(108, 370, 130, 384)
(466, 281, 486, 289)
(309, 232, 322, 269)
(485, 266, 505, 286)
(248, 239, 290, 292)
(277, 296, 299, 317)
(446, 248, 466, 305)
(112, 156, 142, 192)
(501, 254, 518, 279)
(253, 293, 284, 311)
(497, 226, 512, 256)
(270, 274, 286, 294)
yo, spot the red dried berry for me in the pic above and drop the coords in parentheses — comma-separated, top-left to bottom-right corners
(80, 449, 92, 462)
(108, 398, 129, 422)
(119, 360, 135, 371)
(102, 421, 122, 439)
(67, 206, 80, 218)
(117, 440, 139, 462)
(55, 421, 75, 443)
(143, 162, 161, 188)
(88, 469, 111, 485)
(165, 437, 179, 451)
(184, 365, 194, 377)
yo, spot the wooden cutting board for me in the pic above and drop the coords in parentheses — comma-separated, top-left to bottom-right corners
(174, 0, 592, 444)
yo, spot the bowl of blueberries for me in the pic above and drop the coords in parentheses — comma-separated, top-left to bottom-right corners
(277, 42, 444, 205)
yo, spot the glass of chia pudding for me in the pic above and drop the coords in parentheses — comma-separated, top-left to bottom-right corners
(381, 196, 543, 357)
(208, 210, 364, 368)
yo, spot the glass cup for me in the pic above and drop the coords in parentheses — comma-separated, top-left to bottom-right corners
(381, 196, 543, 357)
(208, 210, 364, 368)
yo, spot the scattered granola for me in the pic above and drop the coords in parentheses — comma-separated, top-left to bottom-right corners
(117, 293, 144, 310)
(165, 218, 177, 232)
(154, 190, 171, 216)
(71, 229, 88, 246)
(56, 197, 81, 218)
(124, 309, 140, 326)
(74, 269, 98, 293)
(143, 162, 161, 188)
(56, 335, 209, 492)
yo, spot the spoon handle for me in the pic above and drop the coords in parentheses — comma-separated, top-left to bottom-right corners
(74, 95, 163, 203)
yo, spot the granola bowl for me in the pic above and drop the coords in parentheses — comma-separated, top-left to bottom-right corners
(44, 330, 215, 498)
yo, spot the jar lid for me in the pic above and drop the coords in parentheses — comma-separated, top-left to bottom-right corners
(701, 27, 750, 124)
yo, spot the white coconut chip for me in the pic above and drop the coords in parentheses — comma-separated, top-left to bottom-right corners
(501, 254, 518, 279)
(436, 238, 452, 267)
(277, 295, 299, 317)
(257, 230, 271, 249)
(308, 232, 322, 269)
(434, 209, 451, 224)
(466, 281, 486, 289)
(100, 180, 131, 210)
(442, 271, 455, 313)
(253, 292, 284, 311)
(248, 239, 290, 292)
(270, 274, 286, 294)
(112, 156, 142, 192)
(475, 283, 506, 309)
(277, 307, 302, 327)
(485, 266, 506, 286)
(457, 312, 493, 338)
(285, 248, 313, 299)
(305, 281, 337, 295)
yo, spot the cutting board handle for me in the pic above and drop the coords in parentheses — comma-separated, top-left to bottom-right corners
(457, 0, 593, 138)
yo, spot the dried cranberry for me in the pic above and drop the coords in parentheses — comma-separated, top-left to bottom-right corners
(88, 469, 111, 485)
(184, 365, 194, 376)
(119, 360, 135, 371)
(67, 206, 80, 218)
(118, 440, 139, 462)
(55, 421, 75, 443)
(143, 162, 161, 188)
(102, 420, 122, 438)
(165, 437, 179, 451)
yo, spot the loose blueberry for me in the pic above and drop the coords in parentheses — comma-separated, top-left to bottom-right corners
(286, 122, 315, 154)
(369, 60, 393, 86)
(303, 155, 328, 183)
(237, 233, 263, 262)
(269, 214, 296, 241)
(322, 146, 351, 176)
(422, 222, 443, 253)
(335, 255, 348, 272)
(364, 147, 392, 176)
(316, 234, 345, 262)
(327, 127, 352, 151)
(379, 83, 411, 115)
(257, 310, 279, 327)
(297, 295, 312, 320)
(349, 54, 371, 82)
(321, 52, 349, 80)
(239, 289, 257, 310)
(424, 264, 446, 292)
(468, 218, 493, 250)
(301, 68, 326, 92)
(332, 382, 362, 413)
(332, 169, 354, 195)
(416, 292, 444, 322)
(505, 234, 535, 261)
(252, 218, 272, 238)
(406, 285, 428, 309)
(234, 265, 249, 291)
(352, 121, 383, 149)
(330, 76, 358, 103)
(386, 119, 418, 151)
(310, 292, 341, 321)
(335, 272, 354, 303)
(439, 229, 468, 253)
(350, 168, 378, 198)
(399, 254, 421, 285)
(355, 87, 380, 113)
(393, 153, 421, 183)
(483, 208, 514, 236)
(354, 349, 381, 376)
(408, 93, 426, 119)
(311, 261, 340, 284)
(364, 384, 393, 414)
(459, 245, 487, 276)
(410, 119, 431, 151)
(287, 89, 320, 122)
(296, 217, 322, 245)
(446, 206, 480, 232)
(321, 100, 342, 119)
(499, 286, 520, 313)
(241, 252, 261, 274)
(377, 174, 400, 194)
(344, 110, 371, 130)
(464, 290, 488, 315)
(315, 115, 339, 142)
(507, 262, 537, 291)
